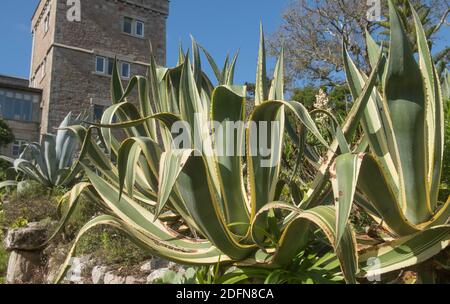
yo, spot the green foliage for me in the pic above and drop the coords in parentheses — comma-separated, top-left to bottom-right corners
(291, 85, 350, 120)
(1, 181, 58, 228)
(10, 217, 29, 229)
(0, 207, 8, 284)
(204, 240, 344, 284)
(0, 112, 85, 190)
(0, 159, 10, 183)
(75, 228, 150, 267)
(49, 27, 361, 284)
(0, 119, 14, 187)
(331, 0, 450, 281)
(440, 95, 450, 202)
(153, 268, 198, 284)
(328, 85, 351, 119)
(31, 0, 447, 285)
(0, 240, 7, 284)
(0, 119, 14, 148)
(291, 86, 319, 109)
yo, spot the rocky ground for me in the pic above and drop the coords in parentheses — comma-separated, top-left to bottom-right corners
(4, 221, 189, 284)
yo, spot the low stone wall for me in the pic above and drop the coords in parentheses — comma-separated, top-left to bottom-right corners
(4, 222, 48, 284)
(3, 222, 186, 284)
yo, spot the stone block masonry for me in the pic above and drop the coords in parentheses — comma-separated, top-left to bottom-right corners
(30, 0, 169, 135)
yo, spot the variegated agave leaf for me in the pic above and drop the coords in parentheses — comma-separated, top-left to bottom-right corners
(0, 112, 86, 189)
(48, 33, 360, 284)
(331, 0, 450, 279)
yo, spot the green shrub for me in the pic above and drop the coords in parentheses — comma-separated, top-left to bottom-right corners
(0, 113, 85, 190)
(1, 182, 58, 228)
(440, 99, 450, 202)
(75, 227, 150, 267)
(0, 119, 14, 148)
(58, 193, 150, 268)
(0, 227, 8, 284)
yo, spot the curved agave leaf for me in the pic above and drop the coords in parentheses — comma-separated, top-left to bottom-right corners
(42, 134, 57, 185)
(178, 54, 221, 193)
(255, 23, 269, 105)
(344, 50, 402, 220)
(302, 52, 386, 210)
(269, 45, 284, 101)
(443, 70, 450, 101)
(358, 225, 450, 278)
(199, 44, 223, 84)
(157, 149, 254, 260)
(251, 203, 358, 284)
(55, 214, 230, 283)
(83, 164, 222, 253)
(118, 137, 162, 199)
(331, 153, 363, 246)
(56, 112, 81, 170)
(332, 153, 419, 241)
(211, 85, 250, 236)
(156, 149, 192, 218)
(226, 51, 239, 86)
(247, 100, 326, 231)
(0, 180, 18, 189)
(410, 6, 444, 211)
(38, 182, 93, 250)
(384, 0, 431, 224)
(13, 158, 50, 186)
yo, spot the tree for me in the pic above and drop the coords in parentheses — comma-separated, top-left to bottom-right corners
(291, 86, 320, 109)
(270, 0, 449, 87)
(0, 119, 14, 148)
(0, 119, 14, 180)
(292, 85, 350, 114)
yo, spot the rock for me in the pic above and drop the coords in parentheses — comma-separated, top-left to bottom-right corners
(6, 250, 42, 284)
(146, 268, 170, 284)
(16, 181, 36, 197)
(140, 257, 172, 274)
(4, 222, 48, 251)
(92, 266, 110, 284)
(104, 271, 126, 284)
(43, 242, 70, 284)
(64, 255, 95, 284)
(140, 261, 153, 273)
(168, 262, 187, 276)
(152, 257, 171, 269)
(125, 276, 146, 285)
(45, 256, 60, 284)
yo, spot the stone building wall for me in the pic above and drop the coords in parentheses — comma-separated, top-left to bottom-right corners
(30, 0, 56, 135)
(0, 76, 42, 157)
(31, 0, 169, 135)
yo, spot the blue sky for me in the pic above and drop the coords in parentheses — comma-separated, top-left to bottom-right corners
(0, 1, 447, 85)
(0, 0, 287, 84)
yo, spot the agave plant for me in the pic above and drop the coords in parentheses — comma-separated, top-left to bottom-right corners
(0, 112, 85, 189)
(330, 0, 449, 282)
(44, 24, 391, 284)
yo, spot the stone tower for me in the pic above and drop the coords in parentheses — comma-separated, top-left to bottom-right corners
(30, 0, 169, 135)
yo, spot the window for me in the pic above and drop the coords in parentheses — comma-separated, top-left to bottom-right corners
(12, 140, 28, 157)
(123, 17, 133, 34)
(96, 56, 105, 74)
(95, 56, 130, 78)
(0, 89, 37, 122)
(93, 104, 105, 122)
(93, 104, 117, 123)
(107, 58, 114, 76)
(121, 62, 130, 78)
(135, 21, 144, 37)
(122, 17, 145, 38)
(41, 59, 46, 79)
(44, 14, 50, 34)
